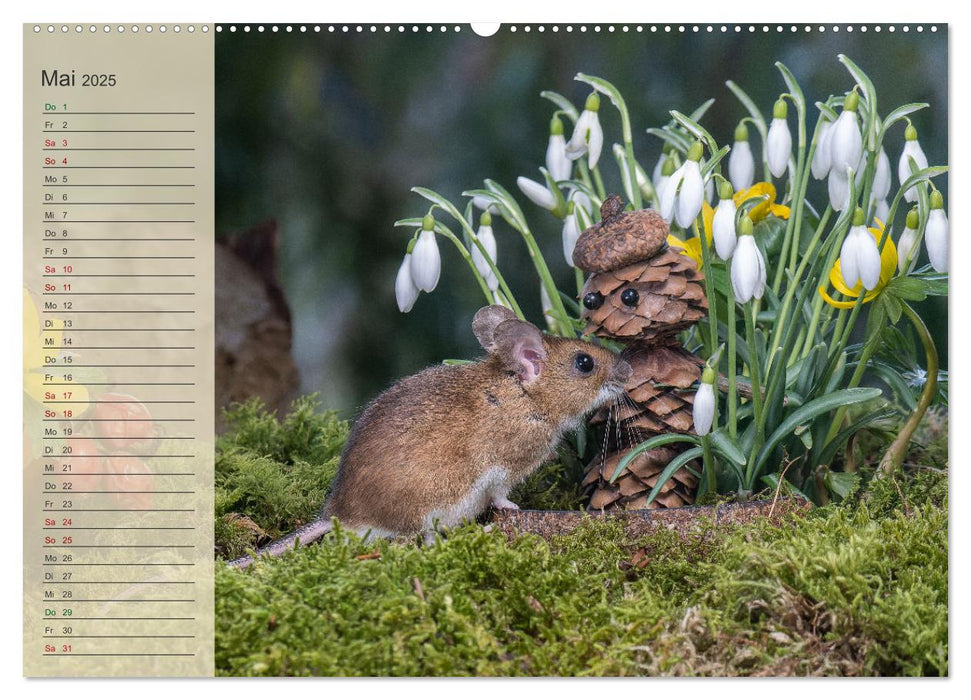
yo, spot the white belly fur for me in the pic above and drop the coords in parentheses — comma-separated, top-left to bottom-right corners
(421, 466, 512, 532)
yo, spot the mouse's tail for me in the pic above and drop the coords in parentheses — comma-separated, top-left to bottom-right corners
(226, 517, 334, 570)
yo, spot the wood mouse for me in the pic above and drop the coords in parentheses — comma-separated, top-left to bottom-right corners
(228, 305, 632, 568)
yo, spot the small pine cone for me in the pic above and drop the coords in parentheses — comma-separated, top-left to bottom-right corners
(584, 446, 699, 510)
(580, 248, 708, 342)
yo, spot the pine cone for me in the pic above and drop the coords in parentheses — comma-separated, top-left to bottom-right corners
(579, 249, 708, 342)
(584, 446, 699, 510)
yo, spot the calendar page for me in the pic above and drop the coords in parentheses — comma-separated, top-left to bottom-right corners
(22, 21, 950, 678)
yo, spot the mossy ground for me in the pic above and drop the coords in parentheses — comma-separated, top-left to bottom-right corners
(214, 398, 948, 677)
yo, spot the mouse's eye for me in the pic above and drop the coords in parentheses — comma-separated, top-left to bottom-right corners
(574, 352, 595, 374)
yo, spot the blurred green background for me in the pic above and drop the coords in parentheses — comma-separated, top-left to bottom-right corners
(215, 24, 947, 418)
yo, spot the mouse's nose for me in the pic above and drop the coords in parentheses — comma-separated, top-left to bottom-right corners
(612, 359, 632, 384)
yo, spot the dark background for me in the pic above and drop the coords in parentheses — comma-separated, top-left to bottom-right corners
(215, 24, 947, 419)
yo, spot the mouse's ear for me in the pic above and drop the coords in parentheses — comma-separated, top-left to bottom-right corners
(493, 319, 547, 385)
(472, 305, 519, 353)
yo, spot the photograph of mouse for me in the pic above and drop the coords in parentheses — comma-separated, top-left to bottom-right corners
(229, 304, 632, 568)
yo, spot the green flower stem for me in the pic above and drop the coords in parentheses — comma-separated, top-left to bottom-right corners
(743, 302, 765, 488)
(574, 267, 586, 298)
(772, 98, 810, 295)
(591, 165, 607, 201)
(702, 435, 717, 494)
(576, 160, 598, 204)
(825, 323, 880, 444)
(766, 203, 832, 371)
(828, 307, 849, 357)
(504, 215, 574, 337)
(448, 221, 524, 319)
(694, 220, 718, 358)
(432, 222, 496, 307)
(876, 302, 939, 476)
(727, 281, 739, 439)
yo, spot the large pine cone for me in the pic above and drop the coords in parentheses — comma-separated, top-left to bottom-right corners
(585, 343, 702, 510)
(579, 249, 708, 343)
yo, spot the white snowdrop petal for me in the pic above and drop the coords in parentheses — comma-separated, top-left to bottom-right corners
(857, 231, 882, 290)
(925, 209, 949, 272)
(562, 214, 580, 267)
(517, 176, 557, 210)
(712, 199, 737, 260)
(899, 140, 929, 203)
(692, 383, 715, 436)
(546, 133, 572, 182)
(766, 118, 792, 178)
(410, 230, 442, 292)
(586, 114, 604, 170)
(830, 110, 863, 174)
(839, 229, 861, 289)
(675, 162, 704, 228)
(897, 227, 918, 273)
(872, 148, 892, 201)
(811, 121, 833, 180)
(659, 165, 684, 223)
(828, 169, 850, 211)
(729, 140, 755, 191)
(395, 254, 419, 313)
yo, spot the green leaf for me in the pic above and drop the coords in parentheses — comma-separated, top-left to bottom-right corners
(644, 447, 705, 507)
(775, 61, 805, 118)
(540, 90, 579, 123)
(709, 429, 746, 467)
(824, 470, 860, 500)
(900, 165, 949, 196)
(838, 54, 878, 150)
(912, 272, 948, 297)
(689, 98, 717, 122)
(816, 406, 899, 465)
(669, 110, 719, 155)
(753, 388, 884, 475)
(610, 434, 701, 482)
(887, 275, 928, 303)
(879, 102, 929, 142)
(701, 145, 730, 179)
(725, 80, 767, 144)
(761, 472, 811, 501)
(647, 127, 691, 153)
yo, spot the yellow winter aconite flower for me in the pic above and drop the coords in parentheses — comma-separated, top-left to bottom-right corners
(733, 182, 790, 222)
(819, 224, 898, 307)
(667, 231, 707, 268)
(23, 289, 89, 413)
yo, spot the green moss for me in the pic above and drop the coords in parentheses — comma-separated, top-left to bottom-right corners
(215, 396, 349, 559)
(214, 395, 948, 676)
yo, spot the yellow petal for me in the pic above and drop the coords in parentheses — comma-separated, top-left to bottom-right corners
(702, 200, 715, 242)
(818, 285, 856, 309)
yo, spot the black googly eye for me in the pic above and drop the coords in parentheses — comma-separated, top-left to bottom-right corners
(621, 288, 640, 307)
(574, 352, 595, 374)
(582, 292, 604, 310)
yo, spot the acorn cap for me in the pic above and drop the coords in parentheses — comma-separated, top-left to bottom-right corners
(572, 195, 670, 273)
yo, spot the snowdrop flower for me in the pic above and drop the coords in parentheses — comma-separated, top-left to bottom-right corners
(925, 190, 948, 272)
(766, 99, 792, 178)
(545, 115, 572, 182)
(471, 195, 496, 213)
(839, 208, 882, 291)
(829, 91, 863, 177)
(470, 211, 499, 291)
(731, 216, 766, 303)
(634, 159, 654, 203)
(712, 180, 738, 260)
(896, 208, 920, 274)
(410, 214, 441, 293)
(517, 175, 557, 211)
(565, 92, 604, 170)
(693, 366, 716, 437)
(729, 122, 755, 192)
(811, 119, 834, 180)
(395, 251, 419, 313)
(561, 202, 581, 267)
(898, 124, 929, 203)
(661, 141, 705, 228)
(873, 199, 890, 224)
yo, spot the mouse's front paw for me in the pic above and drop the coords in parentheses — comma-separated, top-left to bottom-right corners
(491, 496, 520, 510)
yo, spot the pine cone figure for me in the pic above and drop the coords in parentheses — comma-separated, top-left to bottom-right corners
(573, 195, 708, 511)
